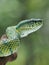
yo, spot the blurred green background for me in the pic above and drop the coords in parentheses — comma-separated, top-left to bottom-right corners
(0, 0, 49, 65)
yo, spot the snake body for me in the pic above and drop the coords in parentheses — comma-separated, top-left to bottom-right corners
(0, 39, 20, 57)
(0, 18, 43, 57)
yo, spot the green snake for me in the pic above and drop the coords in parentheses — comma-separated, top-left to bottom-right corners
(0, 18, 43, 57)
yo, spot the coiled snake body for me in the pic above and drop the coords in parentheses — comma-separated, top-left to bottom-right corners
(0, 18, 43, 57)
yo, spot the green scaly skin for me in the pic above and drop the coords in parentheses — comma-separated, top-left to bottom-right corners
(16, 18, 43, 38)
(0, 39, 20, 57)
(0, 18, 43, 57)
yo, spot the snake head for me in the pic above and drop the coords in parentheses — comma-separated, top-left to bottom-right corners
(16, 18, 43, 38)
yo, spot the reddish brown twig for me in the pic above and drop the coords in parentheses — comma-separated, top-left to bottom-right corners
(0, 53, 17, 65)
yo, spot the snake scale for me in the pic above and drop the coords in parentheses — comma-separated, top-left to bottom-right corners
(0, 18, 43, 57)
